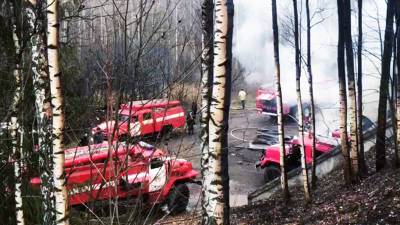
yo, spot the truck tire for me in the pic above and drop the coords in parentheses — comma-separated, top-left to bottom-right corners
(167, 183, 190, 215)
(264, 165, 281, 183)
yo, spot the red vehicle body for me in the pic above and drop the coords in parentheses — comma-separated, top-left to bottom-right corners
(30, 142, 198, 214)
(256, 89, 291, 116)
(256, 132, 336, 182)
(93, 99, 186, 141)
(256, 88, 311, 123)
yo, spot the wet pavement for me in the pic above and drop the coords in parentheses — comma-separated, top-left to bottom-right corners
(155, 108, 299, 209)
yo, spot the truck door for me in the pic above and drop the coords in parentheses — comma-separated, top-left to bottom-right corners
(148, 158, 167, 192)
(140, 112, 155, 135)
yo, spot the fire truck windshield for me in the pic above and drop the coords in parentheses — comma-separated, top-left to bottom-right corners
(119, 114, 137, 123)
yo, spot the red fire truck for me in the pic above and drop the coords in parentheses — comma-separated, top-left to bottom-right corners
(30, 141, 199, 214)
(256, 88, 311, 123)
(92, 99, 186, 141)
(256, 133, 336, 182)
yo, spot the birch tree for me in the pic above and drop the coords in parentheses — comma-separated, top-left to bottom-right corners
(305, 0, 317, 188)
(376, 0, 395, 171)
(337, 0, 351, 184)
(47, 0, 69, 223)
(357, 0, 367, 175)
(200, 0, 214, 222)
(10, 1, 25, 224)
(203, 0, 232, 223)
(271, 0, 290, 200)
(293, 0, 310, 202)
(343, 0, 359, 179)
(26, 0, 55, 223)
(395, 1, 400, 168)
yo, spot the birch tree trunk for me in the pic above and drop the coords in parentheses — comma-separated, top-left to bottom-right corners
(293, 0, 310, 202)
(272, 0, 290, 200)
(343, 0, 359, 180)
(26, 1, 54, 223)
(46, 0, 69, 224)
(203, 0, 231, 223)
(396, 2, 400, 168)
(10, 1, 25, 224)
(357, 0, 367, 175)
(200, 0, 214, 222)
(305, 0, 317, 188)
(337, 0, 351, 184)
(376, 0, 395, 171)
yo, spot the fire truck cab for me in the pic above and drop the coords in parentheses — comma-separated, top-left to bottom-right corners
(30, 141, 198, 215)
(256, 133, 337, 183)
(93, 99, 186, 141)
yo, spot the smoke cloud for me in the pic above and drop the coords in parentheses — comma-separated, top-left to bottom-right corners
(233, 0, 387, 132)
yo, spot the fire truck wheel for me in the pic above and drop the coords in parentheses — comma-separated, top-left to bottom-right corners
(167, 183, 190, 215)
(264, 165, 281, 183)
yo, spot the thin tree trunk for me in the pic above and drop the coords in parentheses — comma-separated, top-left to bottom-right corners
(305, 0, 317, 188)
(25, 1, 54, 224)
(200, 0, 214, 223)
(293, 0, 310, 202)
(392, 28, 398, 167)
(337, 0, 351, 184)
(203, 0, 231, 223)
(395, 2, 400, 168)
(376, 0, 395, 171)
(343, 0, 359, 180)
(10, 1, 25, 224)
(357, 0, 367, 175)
(272, 0, 290, 200)
(46, 0, 69, 224)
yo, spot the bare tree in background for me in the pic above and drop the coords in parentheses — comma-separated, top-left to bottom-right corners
(395, 0, 400, 168)
(203, 0, 232, 223)
(47, 0, 69, 223)
(337, 0, 351, 184)
(376, 0, 395, 172)
(271, 0, 290, 201)
(305, 0, 317, 188)
(343, 0, 359, 180)
(357, 0, 367, 175)
(293, 0, 310, 202)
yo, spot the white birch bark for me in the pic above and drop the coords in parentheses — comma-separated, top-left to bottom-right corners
(46, 0, 69, 224)
(200, 0, 214, 222)
(10, 2, 25, 224)
(293, 0, 311, 202)
(204, 0, 230, 224)
(271, 0, 290, 200)
(26, 1, 55, 223)
(343, 0, 359, 179)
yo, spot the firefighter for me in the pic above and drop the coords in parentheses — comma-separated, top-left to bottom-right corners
(238, 88, 247, 109)
(191, 101, 198, 124)
(187, 111, 195, 135)
(93, 127, 103, 144)
(79, 132, 89, 146)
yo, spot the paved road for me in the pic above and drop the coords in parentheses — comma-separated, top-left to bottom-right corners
(156, 108, 299, 209)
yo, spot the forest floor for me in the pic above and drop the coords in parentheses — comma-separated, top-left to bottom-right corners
(161, 148, 400, 225)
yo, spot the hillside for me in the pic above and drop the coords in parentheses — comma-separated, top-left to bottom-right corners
(162, 149, 400, 225)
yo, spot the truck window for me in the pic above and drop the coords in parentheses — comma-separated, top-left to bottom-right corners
(150, 158, 164, 169)
(119, 115, 130, 122)
(143, 112, 152, 120)
(119, 115, 138, 123)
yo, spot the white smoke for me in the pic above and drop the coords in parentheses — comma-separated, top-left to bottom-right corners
(233, 0, 387, 132)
